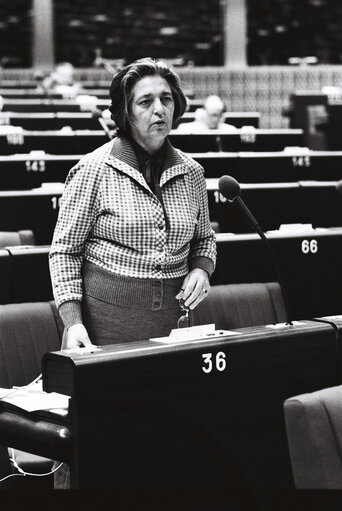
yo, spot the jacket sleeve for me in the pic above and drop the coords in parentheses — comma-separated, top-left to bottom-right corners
(188, 163, 217, 277)
(49, 158, 104, 310)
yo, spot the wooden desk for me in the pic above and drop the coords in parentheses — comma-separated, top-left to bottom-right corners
(0, 185, 63, 244)
(207, 179, 342, 232)
(0, 149, 341, 190)
(0, 320, 340, 489)
(170, 129, 304, 153)
(214, 228, 342, 320)
(0, 129, 304, 155)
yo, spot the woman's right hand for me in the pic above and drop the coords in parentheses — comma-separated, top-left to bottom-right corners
(62, 323, 93, 350)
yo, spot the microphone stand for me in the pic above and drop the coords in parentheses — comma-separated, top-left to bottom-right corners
(233, 195, 293, 325)
(97, 116, 114, 140)
(93, 110, 114, 140)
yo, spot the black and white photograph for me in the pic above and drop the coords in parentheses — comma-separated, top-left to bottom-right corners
(0, 1, 342, 510)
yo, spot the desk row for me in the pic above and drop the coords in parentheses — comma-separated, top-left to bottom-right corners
(0, 97, 223, 113)
(0, 128, 304, 154)
(0, 111, 260, 130)
(0, 180, 340, 244)
(2, 311, 341, 490)
(1, 227, 342, 320)
(0, 149, 341, 189)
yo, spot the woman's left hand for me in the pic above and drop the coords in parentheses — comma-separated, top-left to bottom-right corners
(176, 268, 210, 310)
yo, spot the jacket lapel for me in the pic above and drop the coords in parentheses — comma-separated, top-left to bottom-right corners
(106, 136, 189, 191)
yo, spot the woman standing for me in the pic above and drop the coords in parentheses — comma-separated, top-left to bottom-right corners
(49, 57, 216, 348)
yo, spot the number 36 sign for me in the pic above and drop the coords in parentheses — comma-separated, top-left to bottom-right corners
(201, 352, 227, 374)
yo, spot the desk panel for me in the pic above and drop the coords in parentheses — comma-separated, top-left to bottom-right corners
(214, 228, 342, 320)
(0, 155, 79, 190)
(3, 181, 341, 247)
(0, 131, 108, 155)
(193, 150, 342, 181)
(0, 188, 62, 244)
(0, 112, 103, 131)
(39, 321, 340, 489)
(1, 99, 110, 113)
(0, 112, 259, 132)
(231, 151, 342, 182)
(176, 111, 260, 128)
(170, 129, 304, 153)
(0, 89, 109, 100)
(0, 227, 340, 319)
(207, 181, 342, 232)
(0, 246, 52, 304)
(1, 150, 341, 191)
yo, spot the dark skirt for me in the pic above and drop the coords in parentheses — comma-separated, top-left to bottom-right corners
(81, 260, 186, 345)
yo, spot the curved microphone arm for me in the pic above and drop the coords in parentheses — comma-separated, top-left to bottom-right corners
(219, 175, 293, 325)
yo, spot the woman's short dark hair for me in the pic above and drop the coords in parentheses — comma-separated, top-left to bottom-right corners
(109, 57, 187, 135)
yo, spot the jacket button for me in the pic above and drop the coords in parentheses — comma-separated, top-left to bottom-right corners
(158, 223, 164, 230)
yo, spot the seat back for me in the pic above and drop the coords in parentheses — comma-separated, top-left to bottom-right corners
(0, 301, 63, 388)
(193, 282, 287, 329)
(0, 230, 35, 247)
(284, 385, 342, 489)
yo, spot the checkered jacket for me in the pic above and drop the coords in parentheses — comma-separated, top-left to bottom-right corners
(49, 136, 216, 309)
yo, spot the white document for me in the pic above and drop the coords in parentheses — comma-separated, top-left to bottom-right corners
(0, 385, 70, 412)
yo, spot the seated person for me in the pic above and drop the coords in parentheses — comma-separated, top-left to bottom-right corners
(40, 62, 81, 98)
(177, 95, 237, 132)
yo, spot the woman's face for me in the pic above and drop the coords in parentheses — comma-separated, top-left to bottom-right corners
(129, 75, 175, 153)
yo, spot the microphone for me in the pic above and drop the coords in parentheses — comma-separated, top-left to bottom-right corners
(218, 175, 265, 240)
(100, 60, 117, 75)
(93, 51, 118, 75)
(92, 109, 114, 140)
(218, 175, 292, 325)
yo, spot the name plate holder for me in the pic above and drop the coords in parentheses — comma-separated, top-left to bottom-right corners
(150, 323, 240, 344)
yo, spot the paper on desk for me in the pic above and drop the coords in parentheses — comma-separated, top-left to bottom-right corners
(151, 324, 241, 344)
(0, 386, 70, 412)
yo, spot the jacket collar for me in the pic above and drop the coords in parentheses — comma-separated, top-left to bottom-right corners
(106, 136, 187, 190)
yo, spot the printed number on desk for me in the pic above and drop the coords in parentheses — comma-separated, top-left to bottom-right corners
(213, 191, 226, 203)
(301, 239, 318, 254)
(292, 156, 311, 167)
(202, 351, 227, 374)
(25, 160, 46, 172)
(6, 133, 24, 145)
(51, 196, 61, 210)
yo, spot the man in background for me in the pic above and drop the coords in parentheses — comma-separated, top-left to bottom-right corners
(177, 95, 237, 132)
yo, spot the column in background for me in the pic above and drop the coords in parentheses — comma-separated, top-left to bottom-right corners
(32, 0, 55, 71)
(222, 0, 247, 68)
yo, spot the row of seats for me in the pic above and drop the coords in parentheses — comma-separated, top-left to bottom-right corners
(0, 149, 341, 190)
(1, 227, 341, 321)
